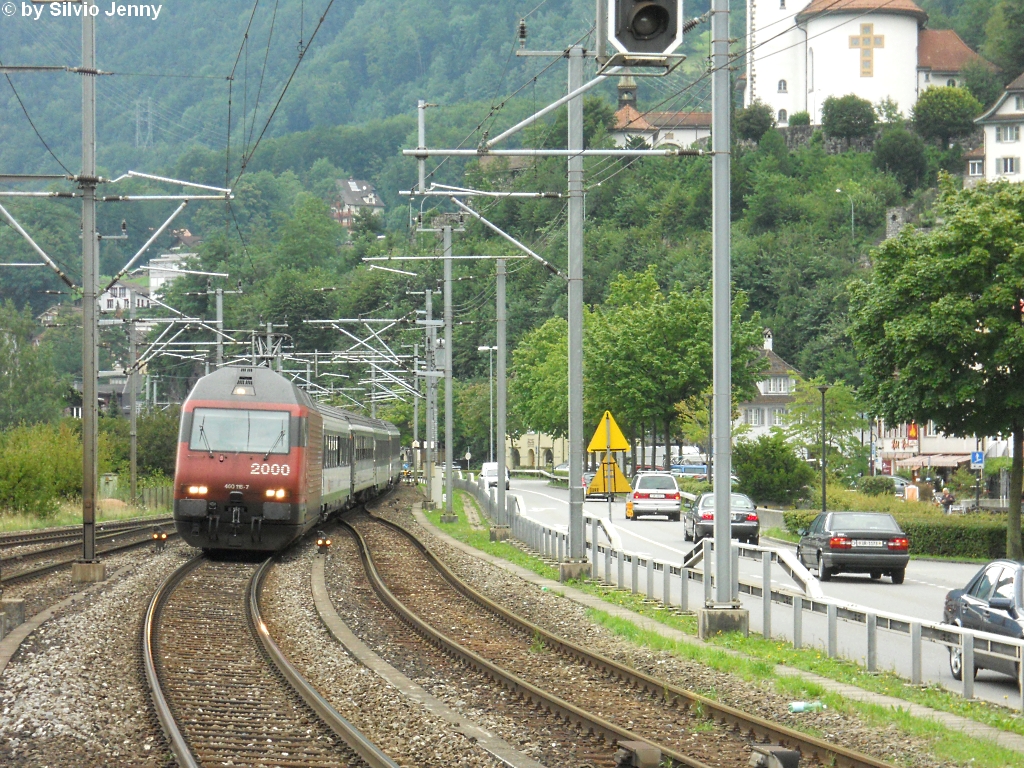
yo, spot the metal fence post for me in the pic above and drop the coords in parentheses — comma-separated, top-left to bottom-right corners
(827, 603, 838, 658)
(631, 554, 639, 594)
(793, 595, 802, 649)
(557, 531, 564, 561)
(703, 538, 712, 605)
(866, 613, 877, 672)
(663, 561, 671, 607)
(679, 561, 688, 612)
(617, 550, 624, 590)
(731, 540, 740, 602)
(604, 544, 611, 584)
(646, 558, 654, 600)
(911, 622, 922, 684)
(761, 551, 771, 639)
(591, 518, 599, 579)
(962, 632, 974, 699)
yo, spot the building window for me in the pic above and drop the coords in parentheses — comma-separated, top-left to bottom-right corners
(771, 407, 787, 426)
(778, 79, 787, 93)
(106, 298, 114, 309)
(969, 160, 984, 176)
(924, 73, 930, 82)
(996, 126, 1020, 142)
(780, 0, 785, 7)
(778, 109, 788, 123)
(1000, 157, 1018, 174)
(946, 78, 956, 87)
(1016, 96, 1023, 110)
(764, 376, 790, 394)
(744, 408, 764, 427)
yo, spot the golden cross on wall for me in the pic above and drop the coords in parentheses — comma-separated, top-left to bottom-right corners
(849, 23, 884, 77)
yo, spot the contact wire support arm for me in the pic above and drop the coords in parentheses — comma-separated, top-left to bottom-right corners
(449, 198, 566, 280)
(0, 201, 77, 289)
(104, 201, 187, 293)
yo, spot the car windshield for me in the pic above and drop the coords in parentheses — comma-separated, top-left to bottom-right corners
(699, 493, 754, 509)
(190, 408, 290, 454)
(831, 513, 900, 532)
(636, 475, 676, 490)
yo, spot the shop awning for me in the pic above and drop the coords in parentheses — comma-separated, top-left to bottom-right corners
(894, 454, 971, 469)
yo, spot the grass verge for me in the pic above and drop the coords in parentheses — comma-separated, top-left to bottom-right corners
(0, 499, 170, 533)
(422, 491, 1024, 765)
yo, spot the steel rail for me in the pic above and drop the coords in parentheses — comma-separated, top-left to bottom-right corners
(0, 516, 173, 548)
(368, 513, 896, 768)
(0, 522, 174, 566)
(0, 529, 179, 587)
(341, 519, 712, 768)
(141, 555, 204, 768)
(249, 558, 401, 768)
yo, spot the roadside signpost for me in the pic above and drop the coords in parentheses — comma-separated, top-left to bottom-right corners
(587, 411, 632, 518)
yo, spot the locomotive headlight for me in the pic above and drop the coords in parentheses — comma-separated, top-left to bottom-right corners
(188, 485, 208, 496)
(265, 489, 275, 498)
(275, 488, 286, 499)
(265, 488, 287, 499)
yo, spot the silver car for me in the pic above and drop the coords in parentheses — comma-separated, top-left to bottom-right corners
(626, 472, 681, 521)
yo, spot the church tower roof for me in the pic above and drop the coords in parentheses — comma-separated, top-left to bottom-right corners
(796, 0, 928, 25)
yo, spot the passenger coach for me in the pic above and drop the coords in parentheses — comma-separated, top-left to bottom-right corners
(174, 366, 400, 552)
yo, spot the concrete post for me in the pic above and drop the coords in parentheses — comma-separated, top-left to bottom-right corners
(827, 603, 838, 657)
(911, 622, 922, 684)
(866, 613, 877, 672)
(962, 633, 974, 699)
(496, 259, 507, 526)
(646, 558, 654, 600)
(679, 559, 689, 612)
(631, 555, 639, 595)
(663, 561, 671, 607)
(793, 595, 803, 649)
(617, 550, 624, 590)
(762, 551, 772, 639)
(443, 226, 454, 517)
(604, 544, 611, 584)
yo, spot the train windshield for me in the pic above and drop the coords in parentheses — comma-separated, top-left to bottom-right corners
(189, 408, 290, 454)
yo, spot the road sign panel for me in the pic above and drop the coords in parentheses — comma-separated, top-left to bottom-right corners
(971, 451, 984, 470)
(587, 410, 630, 452)
(587, 456, 632, 495)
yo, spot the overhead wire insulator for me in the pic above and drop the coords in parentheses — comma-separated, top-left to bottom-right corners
(518, 18, 527, 48)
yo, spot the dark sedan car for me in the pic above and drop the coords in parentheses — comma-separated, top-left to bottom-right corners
(796, 512, 909, 583)
(683, 492, 759, 544)
(943, 560, 1024, 683)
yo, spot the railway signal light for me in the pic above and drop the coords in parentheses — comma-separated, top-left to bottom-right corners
(316, 532, 332, 554)
(609, 0, 683, 55)
(152, 528, 168, 551)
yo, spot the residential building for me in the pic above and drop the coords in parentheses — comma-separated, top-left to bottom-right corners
(331, 179, 384, 229)
(506, 432, 569, 470)
(974, 72, 1024, 184)
(147, 252, 196, 297)
(744, 0, 987, 125)
(99, 280, 150, 314)
(611, 76, 711, 148)
(734, 329, 800, 441)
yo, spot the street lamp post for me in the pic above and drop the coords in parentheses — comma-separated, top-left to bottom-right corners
(835, 188, 854, 240)
(818, 385, 830, 514)
(477, 345, 497, 463)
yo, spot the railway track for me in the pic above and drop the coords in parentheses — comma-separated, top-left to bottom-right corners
(345, 512, 896, 768)
(0, 516, 173, 550)
(0, 527, 179, 587)
(0, 520, 173, 570)
(142, 555, 399, 768)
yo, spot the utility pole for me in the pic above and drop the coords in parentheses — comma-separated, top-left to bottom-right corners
(496, 258, 507, 526)
(215, 288, 224, 366)
(129, 290, 138, 508)
(413, 343, 419, 480)
(370, 364, 377, 418)
(443, 226, 455, 520)
(425, 289, 435, 508)
(566, 45, 586, 569)
(704, 0, 748, 633)
(75, 4, 103, 583)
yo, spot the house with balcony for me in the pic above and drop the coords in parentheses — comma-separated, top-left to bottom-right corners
(734, 329, 800, 441)
(974, 72, 1024, 184)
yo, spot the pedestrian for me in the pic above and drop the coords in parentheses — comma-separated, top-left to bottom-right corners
(940, 487, 955, 514)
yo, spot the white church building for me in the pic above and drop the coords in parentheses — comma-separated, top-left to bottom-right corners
(743, 0, 986, 125)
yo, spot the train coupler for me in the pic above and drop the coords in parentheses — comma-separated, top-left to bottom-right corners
(206, 515, 220, 541)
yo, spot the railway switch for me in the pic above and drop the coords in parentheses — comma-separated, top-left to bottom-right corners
(749, 745, 800, 768)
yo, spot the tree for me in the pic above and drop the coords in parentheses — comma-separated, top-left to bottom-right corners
(733, 431, 815, 505)
(962, 59, 1004, 110)
(735, 101, 776, 142)
(848, 179, 1024, 559)
(508, 317, 569, 439)
(788, 111, 810, 127)
(873, 126, 928, 193)
(0, 302, 66, 428)
(274, 195, 345, 272)
(137, 406, 181, 477)
(784, 377, 866, 474)
(983, 0, 1024, 83)
(821, 95, 877, 142)
(912, 86, 983, 147)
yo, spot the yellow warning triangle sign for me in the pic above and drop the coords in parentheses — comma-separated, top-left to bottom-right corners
(587, 456, 632, 495)
(587, 410, 630, 452)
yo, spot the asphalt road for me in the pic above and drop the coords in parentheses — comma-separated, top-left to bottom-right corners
(510, 478, 1021, 709)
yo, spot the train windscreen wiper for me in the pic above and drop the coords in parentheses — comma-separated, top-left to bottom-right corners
(198, 418, 213, 456)
(263, 428, 286, 460)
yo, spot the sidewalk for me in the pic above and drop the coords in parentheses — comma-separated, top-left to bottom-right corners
(412, 506, 1024, 755)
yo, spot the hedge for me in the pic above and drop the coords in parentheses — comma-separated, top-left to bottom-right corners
(783, 509, 1014, 560)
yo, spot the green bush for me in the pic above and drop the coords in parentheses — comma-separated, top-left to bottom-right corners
(0, 422, 85, 515)
(733, 432, 814, 505)
(676, 478, 711, 496)
(858, 475, 895, 496)
(788, 111, 810, 126)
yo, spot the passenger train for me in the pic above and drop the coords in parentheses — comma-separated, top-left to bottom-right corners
(173, 366, 401, 551)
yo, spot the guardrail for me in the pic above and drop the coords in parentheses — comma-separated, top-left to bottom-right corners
(451, 471, 1024, 709)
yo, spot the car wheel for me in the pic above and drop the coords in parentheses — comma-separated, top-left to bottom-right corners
(670, 513, 680, 522)
(683, 523, 692, 542)
(817, 552, 832, 582)
(749, 535, 759, 546)
(891, 568, 906, 585)
(949, 644, 964, 681)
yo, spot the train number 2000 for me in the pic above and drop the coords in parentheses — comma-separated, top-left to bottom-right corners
(251, 463, 291, 476)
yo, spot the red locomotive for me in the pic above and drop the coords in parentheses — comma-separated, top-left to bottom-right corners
(174, 366, 401, 551)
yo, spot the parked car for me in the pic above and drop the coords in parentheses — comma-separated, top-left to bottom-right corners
(625, 472, 681, 520)
(480, 462, 510, 490)
(943, 560, 1024, 684)
(683, 492, 759, 544)
(796, 511, 909, 583)
(553, 462, 569, 475)
(671, 464, 708, 481)
(877, 475, 912, 498)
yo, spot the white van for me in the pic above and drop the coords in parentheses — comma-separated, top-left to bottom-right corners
(481, 462, 510, 490)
